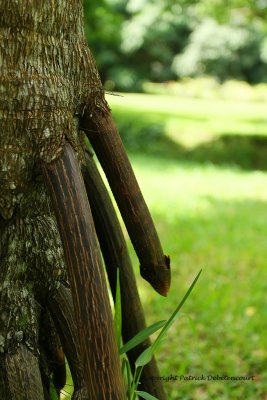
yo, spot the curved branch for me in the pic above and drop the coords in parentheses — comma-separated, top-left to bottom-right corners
(82, 111, 171, 297)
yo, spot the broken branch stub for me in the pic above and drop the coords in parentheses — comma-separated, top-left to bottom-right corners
(42, 142, 125, 400)
(82, 111, 171, 297)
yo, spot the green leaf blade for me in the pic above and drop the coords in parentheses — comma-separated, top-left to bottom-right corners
(119, 320, 166, 355)
(153, 269, 202, 348)
(114, 268, 122, 349)
(136, 390, 159, 400)
(136, 269, 202, 367)
(49, 383, 59, 400)
(135, 345, 154, 367)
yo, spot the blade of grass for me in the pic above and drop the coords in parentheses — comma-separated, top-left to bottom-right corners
(126, 358, 132, 388)
(136, 269, 202, 367)
(119, 320, 166, 355)
(136, 391, 159, 400)
(50, 382, 59, 400)
(122, 356, 128, 382)
(114, 268, 122, 349)
(130, 365, 140, 400)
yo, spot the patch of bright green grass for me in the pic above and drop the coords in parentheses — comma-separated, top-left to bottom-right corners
(106, 93, 267, 399)
(108, 93, 267, 170)
(124, 159, 267, 400)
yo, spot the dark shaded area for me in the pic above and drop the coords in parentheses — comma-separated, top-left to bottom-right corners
(185, 133, 267, 171)
(115, 115, 267, 171)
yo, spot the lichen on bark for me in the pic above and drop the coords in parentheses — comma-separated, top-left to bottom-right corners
(0, 0, 109, 395)
(0, 1, 169, 398)
(0, 0, 109, 219)
(0, 181, 66, 354)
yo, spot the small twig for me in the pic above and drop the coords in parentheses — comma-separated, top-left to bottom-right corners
(105, 91, 124, 97)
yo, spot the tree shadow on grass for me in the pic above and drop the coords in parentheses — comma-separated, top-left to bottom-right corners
(117, 116, 267, 171)
(184, 133, 267, 171)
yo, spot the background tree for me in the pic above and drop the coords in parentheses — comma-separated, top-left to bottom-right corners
(83, 0, 267, 90)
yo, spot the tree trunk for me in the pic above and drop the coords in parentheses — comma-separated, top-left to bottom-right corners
(0, 1, 170, 398)
(0, 1, 124, 398)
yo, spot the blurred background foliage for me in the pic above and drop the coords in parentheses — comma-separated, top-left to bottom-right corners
(84, 0, 267, 91)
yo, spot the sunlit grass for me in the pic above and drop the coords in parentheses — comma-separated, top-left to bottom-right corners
(106, 92, 267, 399)
(108, 92, 267, 117)
(108, 91, 267, 158)
(128, 160, 267, 399)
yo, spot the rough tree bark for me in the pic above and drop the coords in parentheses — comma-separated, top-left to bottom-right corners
(0, 1, 170, 399)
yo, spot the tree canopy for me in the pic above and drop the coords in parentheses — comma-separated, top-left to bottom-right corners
(83, 0, 267, 90)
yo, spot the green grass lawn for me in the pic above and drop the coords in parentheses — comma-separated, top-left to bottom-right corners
(107, 92, 267, 400)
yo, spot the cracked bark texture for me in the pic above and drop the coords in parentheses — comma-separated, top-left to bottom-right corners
(0, 1, 169, 399)
(0, 0, 105, 336)
(0, 1, 112, 398)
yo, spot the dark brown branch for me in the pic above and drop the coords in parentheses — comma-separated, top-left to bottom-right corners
(82, 111, 171, 297)
(48, 284, 88, 399)
(83, 150, 167, 399)
(0, 345, 45, 400)
(38, 308, 66, 395)
(42, 143, 125, 400)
